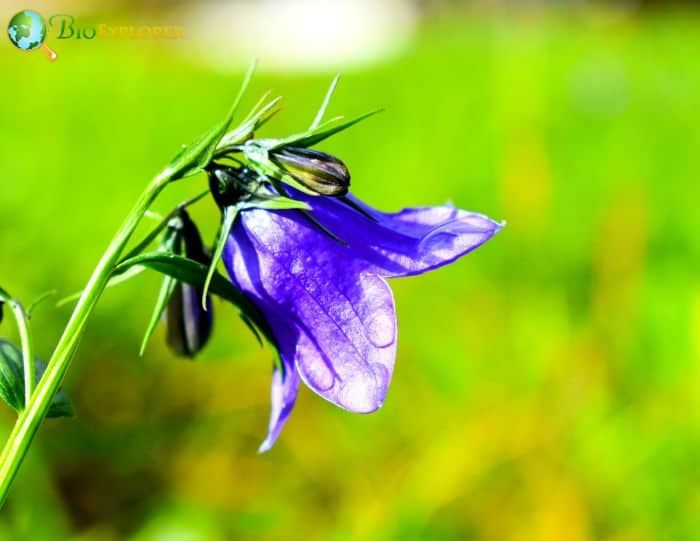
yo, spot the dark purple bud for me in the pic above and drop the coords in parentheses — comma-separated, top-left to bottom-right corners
(165, 281, 213, 358)
(207, 165, 267, 209)
(271, 147, 350, 196)
(164, 210, 213, 358)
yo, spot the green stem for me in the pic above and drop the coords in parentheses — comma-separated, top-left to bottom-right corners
(8, 301, 35, 406)
(0, 171, 171, 506)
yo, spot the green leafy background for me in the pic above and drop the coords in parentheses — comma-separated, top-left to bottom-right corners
(1, 4, 700, 540)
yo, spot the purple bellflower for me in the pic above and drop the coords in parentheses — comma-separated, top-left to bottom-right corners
(221, 186, 502, 451)
(193, 74, 504, 451)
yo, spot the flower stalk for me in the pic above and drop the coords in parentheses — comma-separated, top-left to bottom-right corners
(0, 170, 171, 507)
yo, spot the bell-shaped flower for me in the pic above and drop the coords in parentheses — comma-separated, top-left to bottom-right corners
(222, 186, 503, 451)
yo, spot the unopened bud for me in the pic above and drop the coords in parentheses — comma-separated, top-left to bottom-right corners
(272, 147, 350, 196)
(164, 210, 213, 358)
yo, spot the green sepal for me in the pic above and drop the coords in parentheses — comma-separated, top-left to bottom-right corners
(242, 197, 311, 212)
(298, 209, 347, 246)
(272, 183, 346, 245)
(201, 205, 239, 310)
(338, 195, 379, 223)
(243, 90, 273, 124)
(114, 252, 276, 349)
(139, 275, 178, 356)
(0, 340, 74, 418)
(165, 60, 257, 181)
(271, 109, 382, 150)
(217, 96, 282, 149)
(166, 115, 234, 182)
(310, 74, 340, 130)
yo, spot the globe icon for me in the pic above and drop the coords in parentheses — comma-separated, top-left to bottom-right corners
(7, 10, 56, 60)
(7, 10, 47, 51)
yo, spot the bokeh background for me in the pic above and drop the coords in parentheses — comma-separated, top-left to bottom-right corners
(2, 0, 700, 539)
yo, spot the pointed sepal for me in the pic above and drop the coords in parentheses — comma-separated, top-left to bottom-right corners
(139, 275, 177, 356)
(164, 60, 257, 181)
(202, 205, 239, 310)
(271, 109, 382, 150)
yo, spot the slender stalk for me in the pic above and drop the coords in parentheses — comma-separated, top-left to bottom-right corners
(0, 171, 171, 506)
(8, 301, 35, 406)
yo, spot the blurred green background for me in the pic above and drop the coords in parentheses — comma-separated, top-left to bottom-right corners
(2, 1, 700, 539)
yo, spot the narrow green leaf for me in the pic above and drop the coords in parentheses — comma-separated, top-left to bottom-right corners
(122, 216, 173, 263)
(57, 265, 146, 307)
(272, 109, 383, 150)
(27, 290, 57, 316)
(228, 59, 259, 124)
(114, 252, 276, 348)
(313, 115, 344, 130)
(166, 60, 258, 181)
(310, 74, 340, 130)
(121, 189, 210, 263)
(201, 205, 239, 311)
(243, 90, 272, 124)
(218, 96, 282, 149)
(167, 116, 233, 181)
(139, 275, 178, 356)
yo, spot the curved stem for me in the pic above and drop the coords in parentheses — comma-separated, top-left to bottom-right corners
(0, 171, 171, 506)
(0, 290, 35, 407)
(8, 301, 35, 406)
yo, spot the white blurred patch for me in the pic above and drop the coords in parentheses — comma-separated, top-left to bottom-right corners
(177, 0, 418, 73)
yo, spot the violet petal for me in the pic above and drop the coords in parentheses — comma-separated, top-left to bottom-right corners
(224, 212, 397, 414)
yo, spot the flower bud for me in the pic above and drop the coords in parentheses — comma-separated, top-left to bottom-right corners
(208, 164, 264, 208)
(271, 147, 350, 196)
(164, 210, 213, 358)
